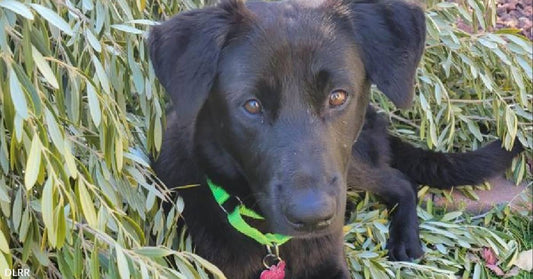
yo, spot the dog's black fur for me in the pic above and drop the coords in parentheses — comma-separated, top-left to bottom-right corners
(149, 0, 523, 278)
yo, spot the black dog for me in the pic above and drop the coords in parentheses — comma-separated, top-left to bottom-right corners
(149, 0, 523, 278)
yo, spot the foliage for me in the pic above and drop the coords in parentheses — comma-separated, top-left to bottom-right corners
(356, 0, 533, 277)
(375, 0, 532, 185)
(344, 189, 533, 279)
(0, 0, 223, 278)
(0, 0, 530, 279)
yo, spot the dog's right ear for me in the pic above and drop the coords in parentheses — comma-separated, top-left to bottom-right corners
(149, 1, 251, 124)
(327, 0, 426, 109)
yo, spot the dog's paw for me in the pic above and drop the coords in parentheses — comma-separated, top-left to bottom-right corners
(386, 235, 424, 261)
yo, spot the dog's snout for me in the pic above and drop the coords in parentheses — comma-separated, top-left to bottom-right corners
(284, 190, 336, 230)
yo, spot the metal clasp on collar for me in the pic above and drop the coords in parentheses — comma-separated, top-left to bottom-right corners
(263, 244, 282, 269)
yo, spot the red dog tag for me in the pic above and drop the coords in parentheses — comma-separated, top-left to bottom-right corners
(260, 260, 286, 279)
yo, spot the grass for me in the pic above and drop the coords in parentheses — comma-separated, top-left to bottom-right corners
(343, 181, 532, 279)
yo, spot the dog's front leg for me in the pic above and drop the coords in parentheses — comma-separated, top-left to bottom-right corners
(379, 172, 423, 261)
(348, 161, 423, 261)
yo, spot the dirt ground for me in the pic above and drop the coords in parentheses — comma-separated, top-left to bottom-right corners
(497, 0, 532, 40)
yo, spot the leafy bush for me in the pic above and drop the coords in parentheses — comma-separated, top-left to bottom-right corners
(0, 0, 224, 278)
(0, 0, 530, 279)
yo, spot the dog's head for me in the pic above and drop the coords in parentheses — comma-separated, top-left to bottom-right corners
(150, 0, 425, 237)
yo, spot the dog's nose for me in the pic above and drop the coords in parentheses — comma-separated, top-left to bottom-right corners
(284, 191, 335, 230)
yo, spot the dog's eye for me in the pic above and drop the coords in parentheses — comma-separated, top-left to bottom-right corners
(329, 90, 348, 108)
(243, 99, 262, 114)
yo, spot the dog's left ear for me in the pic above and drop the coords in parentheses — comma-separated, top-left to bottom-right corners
(334, 0, 426, 108)
(149, 0, 251, 125)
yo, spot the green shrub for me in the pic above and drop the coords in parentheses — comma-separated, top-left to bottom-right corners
(0, 0, 530, 278)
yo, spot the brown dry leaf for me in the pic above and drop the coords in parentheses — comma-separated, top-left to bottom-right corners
(513, 249, 533, 272)
(482, 247, 506, 276)
(487, 264, 505, 276)
(503, 266, 520, 278)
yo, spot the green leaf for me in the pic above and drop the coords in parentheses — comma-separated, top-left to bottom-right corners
(473, 263, 481, 279)
(510, 66, 525, 90)
(504, 34, 533, 54)
(116, 244, 130, 279)
(466, 120, 483, 142)
(177, 196, 185, 214)
(90, 243, 101, 279)
(63, 142, 78, 179)
(495, 27, 521, 35)
(516, 56, 533, 78)
(490, 47, 511, 65)
(18, 208, 30, 242)
(9, 68, 29, 120)
(0, 229, 10, 254)
(185, 253, 227, 278)
(115, 137, 123, 172)
(111, 24, 144, 34)
(85, 29, 102, 53)
(126, 19, 156, 25)
(441, 211, 463, 222)
(32, 46, 59, 89)
(55, 204, 66, 248)
(91, 54, 111, 95)
(134, 247, 172, 258)
(86, 83, 101, 127)
(140, 264, 149, 279)
(505, 107, 518, 145)
(479, 73, 494, 92)
(13, 114, 24, 143)
(153, 118, 162, 152)
(358, 251, 379, 259)
(30, 4, 73, 36)
(429, 120, 438, 147)
(0, 0, 34, 19)
(78, 180, 97, 227)
(42, 178, 54, 245)
(44, 108, 64, 150)
(12, 189, 22, 230)
(24, 134, 42, 190)
(0, 253, 10, 279)
(477, 38, 497, 49)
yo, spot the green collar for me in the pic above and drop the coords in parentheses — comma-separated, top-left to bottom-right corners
(206, 178, 292, 247)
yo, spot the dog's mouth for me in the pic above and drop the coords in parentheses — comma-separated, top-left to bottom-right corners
(245, 211, 339, 239)
(277, 220, 338, 239)
(282, 221, 337, 239)
(284, 215, 333, 231)
(261, 209, 341, 239)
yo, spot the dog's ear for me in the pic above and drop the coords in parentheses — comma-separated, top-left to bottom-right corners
(149, 0, 251, 124)
(335, 0, 426, 108)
